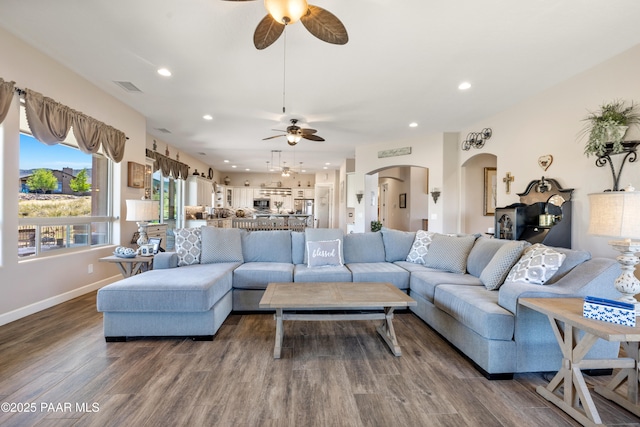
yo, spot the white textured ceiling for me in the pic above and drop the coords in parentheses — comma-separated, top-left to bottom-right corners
(1, 0, 640, 173)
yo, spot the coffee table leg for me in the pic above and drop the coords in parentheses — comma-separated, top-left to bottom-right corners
(274, 308, 283, 359)
(376, 307, 402, 356)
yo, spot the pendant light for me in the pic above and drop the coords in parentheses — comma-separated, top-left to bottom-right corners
(264, 0, 308, 25)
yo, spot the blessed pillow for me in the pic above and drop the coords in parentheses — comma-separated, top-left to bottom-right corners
(307, 239, 343, 268)
(174, 227, 202, 266)
(505, 243, 566, 285)
(479, 240, 529, 290)
(423, 234, 477, 274)
(406, 230, 437, 265)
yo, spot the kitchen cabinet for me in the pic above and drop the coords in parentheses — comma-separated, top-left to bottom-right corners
(295, 188, 315, 199)
(186, 175, 214, 206)
(231, 187, 253, 209)
(214, 185, 225, 208)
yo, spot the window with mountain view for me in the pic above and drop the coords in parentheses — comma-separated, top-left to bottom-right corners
(18, 117, 112, 258)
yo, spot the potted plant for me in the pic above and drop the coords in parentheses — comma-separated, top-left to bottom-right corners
(581, 99, 639, 157)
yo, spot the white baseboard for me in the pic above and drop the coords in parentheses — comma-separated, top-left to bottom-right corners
(0, 275, 121, 327)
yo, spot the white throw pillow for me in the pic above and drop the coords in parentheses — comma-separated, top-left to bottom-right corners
(307, 239, 343, 268)
(506, 243, 566, 285)
(406, 230, 437, 265)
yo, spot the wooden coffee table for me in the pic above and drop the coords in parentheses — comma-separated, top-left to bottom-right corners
(259, 282, 416, 358)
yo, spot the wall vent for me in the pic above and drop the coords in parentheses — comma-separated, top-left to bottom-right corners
(155, 128, 171, 134)
(113, 81, 143, 92)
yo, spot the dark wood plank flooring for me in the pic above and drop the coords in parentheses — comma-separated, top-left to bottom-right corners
(0, 292, 638, 426)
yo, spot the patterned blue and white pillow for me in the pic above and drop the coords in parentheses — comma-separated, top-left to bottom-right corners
(174, 227, 202, 266)
(307, 239, 343, 268)
(506, 243, 566, 285)
(406, 230, 437, 265)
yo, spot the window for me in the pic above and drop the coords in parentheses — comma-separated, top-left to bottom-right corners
(152, 169, 183, 251)
(18, 106, 112, 258)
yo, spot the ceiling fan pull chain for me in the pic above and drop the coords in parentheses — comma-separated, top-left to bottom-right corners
(282, 27, 287, 114)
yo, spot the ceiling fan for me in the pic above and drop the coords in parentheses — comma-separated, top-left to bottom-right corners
(263, 119, 325, 145)
(223, 0, 348, 49)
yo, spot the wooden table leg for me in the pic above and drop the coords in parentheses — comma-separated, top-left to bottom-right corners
(536, 317, 604, 426)
(273, 308, 283, 359)
(376, 307, 402, 356)
(594, 341, 640, 417)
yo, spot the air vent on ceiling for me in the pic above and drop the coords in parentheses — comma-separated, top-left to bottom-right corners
(155, 128, 171, 134)
(113, 81, 143, 93)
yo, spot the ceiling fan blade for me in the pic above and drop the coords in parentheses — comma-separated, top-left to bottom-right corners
(302, 134, 325, 142)
(300, 5, 348, 45)
(262, 134, 285, 140)
(253, 15, 285, 50)
(301, 128, 318, 135)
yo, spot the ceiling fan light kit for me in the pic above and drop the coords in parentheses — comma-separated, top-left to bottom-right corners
(264, 0, 308, 24)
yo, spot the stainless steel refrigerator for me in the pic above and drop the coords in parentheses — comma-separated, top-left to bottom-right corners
(294, 199, 314, 215)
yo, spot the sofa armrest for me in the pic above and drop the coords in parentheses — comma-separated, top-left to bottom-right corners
(153, 252, 179, 269)
(498, 257, 620, 314)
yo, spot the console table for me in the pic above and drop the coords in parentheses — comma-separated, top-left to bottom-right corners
(520, 297, 640, 426)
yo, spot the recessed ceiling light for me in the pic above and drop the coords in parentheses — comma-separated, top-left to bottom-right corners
(301, 169, 306, 173)
(323, 166, 328, 170)
(223, 159, 229, 163)
(325, 162, 331, 166)
(203, 114, 213, 121)
(231, 165, 237, 168)
(409, 122, 418, 128)
(458, 81, 471, 90)
(157, 68, 172, 77)
(245, 168, 250, 171)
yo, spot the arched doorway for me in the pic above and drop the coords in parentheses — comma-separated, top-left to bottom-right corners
(368, 165, 429, 231)
(461, 153, 497, 234)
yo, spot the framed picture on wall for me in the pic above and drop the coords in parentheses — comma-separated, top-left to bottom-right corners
(484, 167, 497, 216)
(399, 193, 407, 209)
(127, 162, 145, 188)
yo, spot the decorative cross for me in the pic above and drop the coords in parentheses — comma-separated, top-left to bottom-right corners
(503, 172, 514, 194)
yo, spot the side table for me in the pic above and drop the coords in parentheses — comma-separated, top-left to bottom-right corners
(99, 255, 153, 278)
(520, 297, 640, 426)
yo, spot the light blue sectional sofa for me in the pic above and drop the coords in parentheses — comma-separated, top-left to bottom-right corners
(96, 226, 621, 378)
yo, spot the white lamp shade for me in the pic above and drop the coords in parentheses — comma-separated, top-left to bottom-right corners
(264, 0, 308, 24)
(588, 192, 640, 239)
(126, 199, 159, 222)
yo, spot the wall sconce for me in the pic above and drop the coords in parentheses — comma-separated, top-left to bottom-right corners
(461, 128, 492, 151)
(356, 191, 364, 204)
(431, 188, 441, 204)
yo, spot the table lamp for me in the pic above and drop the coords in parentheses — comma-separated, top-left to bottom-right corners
(126, 199, 159, 246)
(588, 190, 640, 312)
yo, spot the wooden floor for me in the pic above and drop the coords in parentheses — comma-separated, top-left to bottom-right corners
(0, 292, 639, 427)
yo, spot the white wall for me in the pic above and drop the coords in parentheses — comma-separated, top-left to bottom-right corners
(457, 44, 640, 259)
(0, 28, 146, 324)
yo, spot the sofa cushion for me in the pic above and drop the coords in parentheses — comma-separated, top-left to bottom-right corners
(409, 270, 482, 303)
(434, 284, 515, 341)
(174, 227, 202, 266)
(506, 243, 567, 285)
(543, 246, 591, 284)
(307, 239, 343, 267)
(344, 232, 386, 263)
(97, 262, 237, 312)
(292, 231, 305, 264)
(406, 230, 437, 265)
(467, 237, 514, 277)
(241, 230, 292, 263)
(424, 234, 477, 274)
(380, 227, 416, 262)
(480, 240, 529, 290)
(294, 264, 352, 282)
(233, 262, 294, 289)
(346, 262, 410, 289)
(200, 227, 244, 264)
(305, 228, 344, 264)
